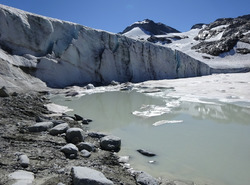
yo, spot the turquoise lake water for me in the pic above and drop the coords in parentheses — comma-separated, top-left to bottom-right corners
(52, 90, 250, 185)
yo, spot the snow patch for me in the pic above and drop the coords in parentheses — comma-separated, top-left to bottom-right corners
(46, 103, 73, 113)
(123, 27, 150, 40)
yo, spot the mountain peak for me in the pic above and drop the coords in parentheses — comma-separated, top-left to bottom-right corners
(121, 19, 180, 35)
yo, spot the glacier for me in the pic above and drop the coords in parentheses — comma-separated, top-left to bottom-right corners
(0, 4, 211, 90)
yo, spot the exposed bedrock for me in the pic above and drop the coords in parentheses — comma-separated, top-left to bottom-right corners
(0, 4, 211, 89)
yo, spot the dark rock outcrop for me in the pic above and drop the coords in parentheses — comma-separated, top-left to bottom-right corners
(147, 36, 172, 44)
(192, 14, 250, 56)
(191, 23, 207, 29)
(121, 19, 180, 35)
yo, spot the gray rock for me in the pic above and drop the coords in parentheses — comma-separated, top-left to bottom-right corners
(66, 128, 85, 144)
(28, 121, 54, 132)
(137, 149, 156, 157)
(77, 142, 96, 152)
(88, 132, 107, 139)
(100, 135, 121, 152)
(136, 171, 159, 185)
(80, 150, 91, 158)
(35, 116, 49, 122)
(8, 170, 34, 184)
(60, 143, 78, 159)
(0, 86, 10, 97)
(18, 154, 29, 168)
(74, 114, 83, 121)
(110, 80, 120, 86)
(49, 123, 69, 136)
(164, 180, 194, 185)
(86, 84, 95, 89)
(52, 120, 66, 126)
(71, 166, 114, 185)
(57, 183, 66, 185)
(82, 119, 91, 125)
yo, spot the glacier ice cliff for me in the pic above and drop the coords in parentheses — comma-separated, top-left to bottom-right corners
(0, 4, 211, 89)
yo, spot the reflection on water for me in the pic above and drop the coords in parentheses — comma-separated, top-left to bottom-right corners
(52, 90, 250, 185)
(178, 101, 250, 125)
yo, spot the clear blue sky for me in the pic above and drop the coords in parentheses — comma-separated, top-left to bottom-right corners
(0, 0, 249, 33)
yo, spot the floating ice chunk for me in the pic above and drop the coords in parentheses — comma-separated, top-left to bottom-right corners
(132, 105, 171, 118)
(152, 120, 183, 126)
(46, 103, 73, 113)
(165, 100, 181, 108)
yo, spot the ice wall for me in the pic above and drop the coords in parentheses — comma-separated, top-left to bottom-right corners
(0, 4, 211, 88)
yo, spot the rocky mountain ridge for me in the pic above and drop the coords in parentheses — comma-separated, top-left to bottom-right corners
(192, 14, 250, 56)
(122, 15, 250, 72)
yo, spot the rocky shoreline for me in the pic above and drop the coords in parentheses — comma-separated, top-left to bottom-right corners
(0, 89, 197, 185)
(0, 91, 138, 185)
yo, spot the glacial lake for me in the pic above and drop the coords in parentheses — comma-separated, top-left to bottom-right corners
(52, 89, 250, 185)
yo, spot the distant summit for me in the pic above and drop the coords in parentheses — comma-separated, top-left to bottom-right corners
(121, 19, 180, 35)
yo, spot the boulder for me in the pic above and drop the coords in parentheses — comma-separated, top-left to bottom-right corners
(74, 114, 83, 121)
(0, 86, 10, 97)
(86, 84, 95, 89)
(82, 118, 92, 124)
(137, 149, 156, 157)
(135, 171, 159, 185)
(8, 170, 34, 185)
(80, 150, 91, 158)
(66, 128, 85, 144)
(28, 121, 54, 132)
(35, 116, 49, 122)
(71, 166, 114, 185)
(49, 123, 69, 135)
(60, 143, 78, 159)
(18, 154, 30, 168)
(52, 120, 66, 126)
(100, 135, 121, 152)
(77, 142, 96, 152)
(57, 183, 66, 185)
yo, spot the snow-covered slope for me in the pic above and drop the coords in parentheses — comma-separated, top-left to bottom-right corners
(122, 17, 250, 72)
(0, 4, 211, 89)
